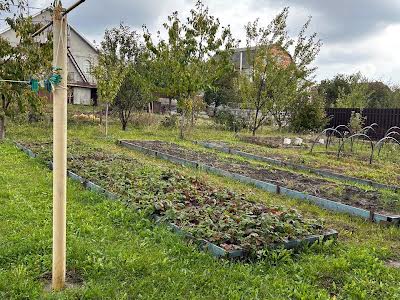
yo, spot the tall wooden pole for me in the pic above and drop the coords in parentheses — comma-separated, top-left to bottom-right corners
(52, 2, 68, 291)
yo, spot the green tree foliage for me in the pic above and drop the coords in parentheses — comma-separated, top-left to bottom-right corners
(336, 72, 371, 109)
(318, 74, 351, 108)
(365, 81, 392, 108)
(215, 109, 247, 132)
(204, 68, 239, 114)
(115, 59, 153, 131)
(389, 86, 400, 108)
(237, 8, 321, 135)
(144, 0, 235, 138)
(0, 0, 25, 11)
(289, 90, 327, 133)
(0, 5, 52, 139)
(318, 73, 399, 108)
(92, 24, 141, 134)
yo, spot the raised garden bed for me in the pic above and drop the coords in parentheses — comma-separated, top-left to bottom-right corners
(120, 140, 400, 225)
(15, 141, 337, 259)
(197, 141, 400, 192)
(234, 137, 400, 186)
(238, 135, 309, 149)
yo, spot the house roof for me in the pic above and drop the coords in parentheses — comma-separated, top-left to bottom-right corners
(232, 45, 293, 70)
(0, 7, 98, 53)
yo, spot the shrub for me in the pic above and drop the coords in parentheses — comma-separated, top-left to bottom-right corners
(160, 114, 179, 128)
(348, 111, 365, 133)
(290, 92, 327, 133)
(131, 112, 159, 128)
(215, 109, 247, 132)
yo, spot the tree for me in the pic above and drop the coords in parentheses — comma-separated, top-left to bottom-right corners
(144, 0, 235, 138)
(290, 90, 327, 132)
(0, 0, 25, 11)
(92, 24, 139, 135)
(237, 8, 321, 135)
(318, 74, 351, 108)
(365, 81, 392, 108)
(336, 72, 371, 109)
(0, 8, 52, 139)
(389, 85, 400, 108)
(114, 58, 153, 131)
(204, 68, 239, 114)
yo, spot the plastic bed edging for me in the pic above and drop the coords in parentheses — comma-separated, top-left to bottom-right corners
(119, 140, 400, 226)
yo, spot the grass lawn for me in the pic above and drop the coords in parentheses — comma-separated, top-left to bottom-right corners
(1, 114, 400, 299)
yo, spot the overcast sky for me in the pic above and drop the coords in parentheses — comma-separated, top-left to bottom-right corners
(3, 0, 400, 84)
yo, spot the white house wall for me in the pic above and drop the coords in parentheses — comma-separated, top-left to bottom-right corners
(68, 27, 98, 85)
(0, 9, 52, 45)
(73, 87, 91, 105)
(1, 9, 98, 106)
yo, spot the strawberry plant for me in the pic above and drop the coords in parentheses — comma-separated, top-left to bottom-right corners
(19, 140, 328, 258)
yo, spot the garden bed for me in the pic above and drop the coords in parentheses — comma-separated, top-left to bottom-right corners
(233, 137, 400, 186)
(15, 141, 336, 259)
(197, 141, 400, 192)
(238, 135, 310, 149)
(120, 140, 400, 223)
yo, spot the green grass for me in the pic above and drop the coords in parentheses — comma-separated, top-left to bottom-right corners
(1, 141, 400, 299)
(2, 114, 400, 299)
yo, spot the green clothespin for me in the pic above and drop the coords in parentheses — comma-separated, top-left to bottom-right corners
(44, 79, 53, 92)
(44, 67, 63, 92)
(49, 73, 62, 86)
(29, 79, 39, 93)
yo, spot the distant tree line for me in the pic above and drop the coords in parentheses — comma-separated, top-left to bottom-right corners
(318, 72, 400, 109)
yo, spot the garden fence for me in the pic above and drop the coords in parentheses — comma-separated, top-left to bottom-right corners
(326, 108, 400, 139)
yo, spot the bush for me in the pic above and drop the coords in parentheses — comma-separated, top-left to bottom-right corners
(348, 111, 365, 133)
(160, 114, 179, 128)
(215, 109, 247, 132)
(131, 112, 159, 128)
(290, 92, 327, 133)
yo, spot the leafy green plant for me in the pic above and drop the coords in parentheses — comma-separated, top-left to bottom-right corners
(289, 91, 327, 133)
(348, 111, 365, 133)
(215, 109, 248, 132)
(19, 140, 326, 258)
(160, 114, 179, 128)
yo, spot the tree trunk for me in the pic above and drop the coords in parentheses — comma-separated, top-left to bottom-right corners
(0, 115, 5, 140)
(180, 114, 185, 140)
(105, 102, 109, 136)
(252, 108, 259, 136)
(168, 98, 172, 113)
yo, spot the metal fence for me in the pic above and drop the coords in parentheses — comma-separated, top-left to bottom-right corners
(326, 108, 400, 139)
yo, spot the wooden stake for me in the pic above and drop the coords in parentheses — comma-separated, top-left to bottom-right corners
(52, 2, 68, 291)
(105, 102, 109, 136)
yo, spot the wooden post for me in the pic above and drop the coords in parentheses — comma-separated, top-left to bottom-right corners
(52, 2, 68, 291)
(105, 102, 109, 136)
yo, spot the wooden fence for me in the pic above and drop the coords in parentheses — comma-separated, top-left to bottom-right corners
(326, 108, 400, 139)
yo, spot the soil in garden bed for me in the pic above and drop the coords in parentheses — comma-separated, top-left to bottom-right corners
(238, 135, 310, 149)
(16, 140, 330, 258)
(202, 141, 400, 187)
(125, 140, 400, 216)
